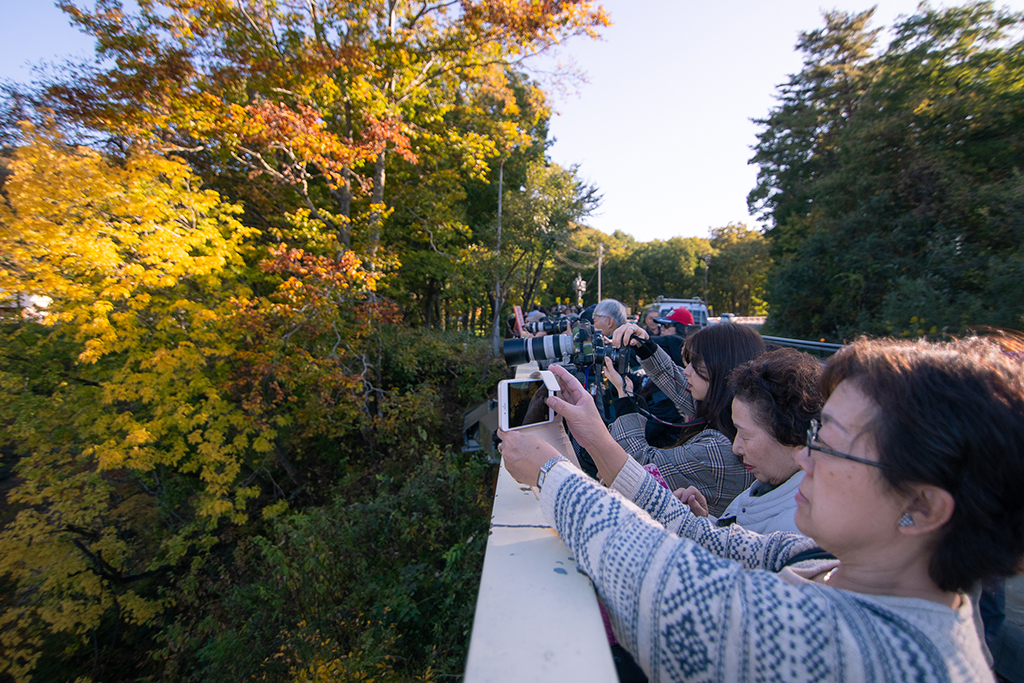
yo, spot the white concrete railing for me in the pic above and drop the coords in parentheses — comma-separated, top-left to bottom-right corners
(463, 364, 617, 683)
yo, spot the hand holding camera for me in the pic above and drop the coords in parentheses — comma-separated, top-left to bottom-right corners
(603, 356, 633, 399)
(611, 322, 649, 350)
(497, 376, 557, 432)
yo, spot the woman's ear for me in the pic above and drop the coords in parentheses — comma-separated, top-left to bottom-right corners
(901, 485, 955, 534)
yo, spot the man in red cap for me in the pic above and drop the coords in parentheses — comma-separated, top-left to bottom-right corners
(653, 306, 694, 336)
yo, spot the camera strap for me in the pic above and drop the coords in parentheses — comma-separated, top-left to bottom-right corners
(629, 394, 708, 429)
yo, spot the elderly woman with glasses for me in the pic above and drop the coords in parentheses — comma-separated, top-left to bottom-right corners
(498, 337, 1024, 682)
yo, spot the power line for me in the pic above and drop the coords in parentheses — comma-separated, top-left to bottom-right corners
(553, 250, 597, 270)
(562, 243, 601, 256)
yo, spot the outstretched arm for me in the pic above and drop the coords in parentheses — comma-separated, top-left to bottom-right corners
(535, 464, 841, 682)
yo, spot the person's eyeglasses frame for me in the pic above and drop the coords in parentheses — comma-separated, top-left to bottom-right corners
(806, 418, 887, 469)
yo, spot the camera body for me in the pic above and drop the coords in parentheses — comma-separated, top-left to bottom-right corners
(502, 319, 629, 376)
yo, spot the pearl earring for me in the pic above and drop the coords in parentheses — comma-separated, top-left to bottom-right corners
(898, 512, 915, 527)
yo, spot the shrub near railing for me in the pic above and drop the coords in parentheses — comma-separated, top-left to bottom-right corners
(0, 324, 501, 682)
(188, 446, 494, 681)
(161, 328, 503, 682)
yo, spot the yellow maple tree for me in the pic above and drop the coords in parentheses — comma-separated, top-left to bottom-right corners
(0, 125, 269, 681)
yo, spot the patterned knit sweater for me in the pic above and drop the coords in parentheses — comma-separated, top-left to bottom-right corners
(540, 458, 993, 682)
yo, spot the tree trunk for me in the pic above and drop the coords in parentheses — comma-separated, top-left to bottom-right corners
(329, 167, 353, 250)
(425, 284, 437, 327)
(487, 290, 501, 343)
(522, 255, 547, 310)
(329, 100, 357, 252)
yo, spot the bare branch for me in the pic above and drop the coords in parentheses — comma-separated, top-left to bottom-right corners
(406, 208, 453, 258)
(405, 1, 460, 31)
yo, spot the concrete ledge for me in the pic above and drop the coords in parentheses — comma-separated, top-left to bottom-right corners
(464, 462, 617, 683)
(465, 360, 616, 682)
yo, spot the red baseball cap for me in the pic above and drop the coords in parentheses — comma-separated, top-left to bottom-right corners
(653, 308, 695, 326)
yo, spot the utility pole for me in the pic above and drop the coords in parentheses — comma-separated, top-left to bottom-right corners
(490, 158, 505, 357)
(597, 242, 604, 301)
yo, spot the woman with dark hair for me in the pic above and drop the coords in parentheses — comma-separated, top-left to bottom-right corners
(678, 347, 824, 533)
(602, 322, 766, 516)
(499, 337, 1024, 681)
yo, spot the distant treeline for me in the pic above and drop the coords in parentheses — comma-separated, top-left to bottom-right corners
(534, 222, 771, 319)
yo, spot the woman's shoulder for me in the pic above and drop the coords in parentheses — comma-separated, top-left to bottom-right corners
(766, 566, 989, 680)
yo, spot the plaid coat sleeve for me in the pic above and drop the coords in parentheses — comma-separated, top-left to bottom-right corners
(609, 414, 754, 517)
(638, 343, 695, 419)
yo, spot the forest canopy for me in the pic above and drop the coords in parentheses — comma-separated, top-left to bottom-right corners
(749, 2, 1024, 341)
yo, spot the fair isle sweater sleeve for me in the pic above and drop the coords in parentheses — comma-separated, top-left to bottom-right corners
(539, 462, 989, 683)
(608, 456, 816, 571)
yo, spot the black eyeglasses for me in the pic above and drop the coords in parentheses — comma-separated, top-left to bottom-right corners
(806, 419, 887, 469)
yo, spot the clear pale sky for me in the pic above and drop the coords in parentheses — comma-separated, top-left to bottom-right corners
(4, 1, 1024, 241)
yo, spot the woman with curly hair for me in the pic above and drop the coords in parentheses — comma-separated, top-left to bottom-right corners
(676, 347, 825, 534)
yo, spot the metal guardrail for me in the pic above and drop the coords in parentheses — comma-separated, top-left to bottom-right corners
(762, 335, 846, 356)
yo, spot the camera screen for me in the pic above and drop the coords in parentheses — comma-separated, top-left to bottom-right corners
(506, 380, 551, 429)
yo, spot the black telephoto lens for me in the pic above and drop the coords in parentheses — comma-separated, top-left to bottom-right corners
(544, 319, 570, 334)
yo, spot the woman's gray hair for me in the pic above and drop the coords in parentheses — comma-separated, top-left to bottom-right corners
(593, 299, 627, 328)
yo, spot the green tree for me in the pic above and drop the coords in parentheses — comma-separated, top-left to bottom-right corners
(500, 160, 601, 308)
(748, 8, 880, 255)
(380, 70, 552, 327)
(751, 3, 1024, 339)
(836, 2, 1024, 337)
(635, 237, 709, 309)
(543, 224, 615, 307)
(707, 223, 771, 316)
